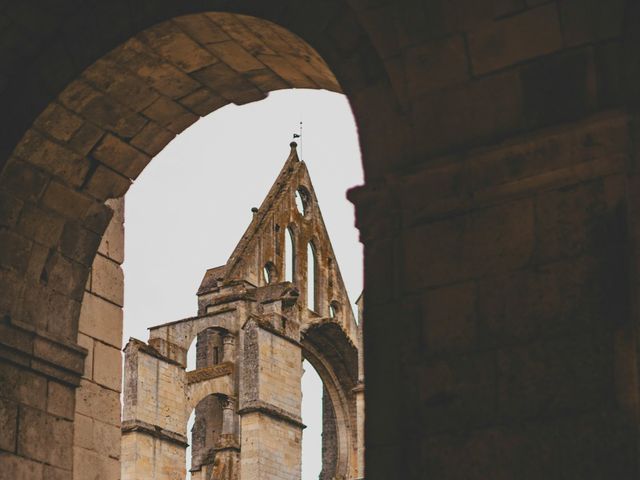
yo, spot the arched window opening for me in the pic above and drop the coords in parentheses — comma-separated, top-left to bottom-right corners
(329, 301, 340, 319)
(263, 261, 277, 284)
(295, 187, 311, 216)
(302, 359, 323, 480)
(307, 242, 317, 311)
(187, 328, 231, 371)
(187, 394, 226, 479)
(285, 227, 295, 283)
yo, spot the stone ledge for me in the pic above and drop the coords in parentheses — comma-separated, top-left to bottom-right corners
(187, 362, 234, 384)
(0, 317, 86, 386)
(238, 400, 306, 430)
(121, 419, 188, 447)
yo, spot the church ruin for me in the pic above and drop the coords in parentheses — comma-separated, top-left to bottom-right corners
(121, 142, 364, 480)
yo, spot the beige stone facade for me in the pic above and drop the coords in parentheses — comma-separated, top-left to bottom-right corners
(121, 144, 364, 480)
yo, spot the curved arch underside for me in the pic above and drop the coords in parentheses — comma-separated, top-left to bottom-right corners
(302, 321, 359, 480)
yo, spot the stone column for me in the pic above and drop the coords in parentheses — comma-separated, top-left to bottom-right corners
(221, 396, 236, 436)
(239, 316, 304, 480)
(222, 334, 236, 363)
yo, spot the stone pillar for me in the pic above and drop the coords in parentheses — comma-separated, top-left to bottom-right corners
(221, 396, 236, 436)
(222, 334, 236, 364)
(74, 197, 124, 480)
(350, 112, 640, 479)
(239, 317, 304, 480)
(121, 339, 188, 480)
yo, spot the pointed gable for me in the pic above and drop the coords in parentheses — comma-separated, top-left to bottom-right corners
(197, 142, 358, 340)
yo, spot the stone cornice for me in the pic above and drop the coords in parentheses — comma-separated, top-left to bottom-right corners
(121, 419, 188, 447)
(0, 316, 86, 386)
(238, 400, 306, 430)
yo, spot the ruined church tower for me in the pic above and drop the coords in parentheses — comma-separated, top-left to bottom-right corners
(121, 143, 364, 480)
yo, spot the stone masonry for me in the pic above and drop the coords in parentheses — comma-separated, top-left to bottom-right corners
(121, 143, 364, 480)
(3, 3, 640, 479)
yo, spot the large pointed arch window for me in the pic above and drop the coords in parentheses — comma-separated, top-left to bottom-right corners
(307, 242, 317, 311)
(285, 227, 295, 282)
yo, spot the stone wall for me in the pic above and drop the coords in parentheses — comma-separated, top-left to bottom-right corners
(350, 110, 640, 478)
(1, 1, 640, 479)
(74, 197, 124, 480)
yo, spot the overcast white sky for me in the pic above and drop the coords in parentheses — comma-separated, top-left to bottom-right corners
(122, 89, 363, 479)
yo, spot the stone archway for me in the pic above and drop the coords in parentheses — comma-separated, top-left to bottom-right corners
(4, 2, 640, 479)
(301, 321, 360, 480)
(0, 6, 392, 479)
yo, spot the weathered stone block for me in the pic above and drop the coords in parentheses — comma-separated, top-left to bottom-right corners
(535, 178, 612, 263)
(205, 41, 263, 73)
(0, 192, 23, 228)
(172, 14, 230, 45)
(18, 406, 73, 469)
(97, 204, 124, 265)
(405, 34, 469, 99)
(0, 363, 47, 410)
(73, 446, 120, 480)
(83, 59, 159, 112)
(33, 102, 83, 142)
(422, 281, 476, 354)
(0, 229, 31, 273)
(75, 379, 121, 427)
(60, 221, 102, 267)
(0, 452, 43, 480)
(0, 160, 48, 201)
(521, 48, 595, 128)
(91, 134, 150, 180)
(17, 203, 65, 247)
(413, 70, 523, 157)
(141, 22, 216, 73)
(84, 165, 131, 201)
(68, 122, 104, 156)
(78, 292, 122, 348)
(192, 62, 266, 103)
(74, 412, 93, 450)
(142, 96, 198, 134)
(558, 0, 625, 47)
(93, 418, 121, 459)
(0, 397, 17, 452)
(47, 381, 76, 420)
(130, 121, 175, 156)
(468, 4, 562, 75)
(90, 254, 124, 307)
(42, 251, 87, 301)
(418, 351, 497, 434)
(41, 181, 93, 219)
(93, 341, 122, 392)
(13, 130, 89, 187)
(496, 333, 614, 420)
(114, 38, 201, 99)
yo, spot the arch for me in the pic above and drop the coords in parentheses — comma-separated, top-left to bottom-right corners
(285, 225, 295, 283)
(307, 241, 317, 311)
(187, 393, 234, 478)
(295, 186, 311, 217)
(329, 300, 340, 319)
(263, 261, 277, 285)
(0, 4, 388, 480)
(186, 326, 232, 370)
(0, 5, 392, 349)
(301, 321, 359, 479)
